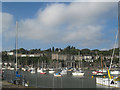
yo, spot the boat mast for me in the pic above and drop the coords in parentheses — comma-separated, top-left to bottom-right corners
(101, 55, 103, 72)
(79, 51, 80, 68)
(118, 3, 120, 67)
(16, 21, 18, 71)
(56, 53, 59, 72)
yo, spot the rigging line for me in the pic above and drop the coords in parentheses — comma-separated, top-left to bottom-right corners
(109, 31, 118, 70)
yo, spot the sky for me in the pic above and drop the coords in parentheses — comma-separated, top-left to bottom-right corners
(1, 2, 119, 51)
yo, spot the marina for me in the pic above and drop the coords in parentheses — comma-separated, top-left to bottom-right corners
(1, 67, 120, 88)
(1, 1, 120, 89)
(3, 69, 96, 88)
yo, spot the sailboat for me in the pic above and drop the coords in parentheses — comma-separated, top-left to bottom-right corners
(30, 62, 35, 74)
(30, 67, 36, 74)
(11, 21, 29, 87)
(72, 54, 84, 76)
(49, 68, 55, 74)
(96, 68, 120, 88)
(110, 70, 120, 75)
(108, 31, 120, 75)
(48, 61, 55, 74)
(60, 68, 67, 75)
(40, 70, 46, 74)
(37, 60, 42, 72)
(96, 10, 120, 87)
(40, 61, 46, 74)
(54, 54, 62, 77)
(37, 67, 42, 73)
(92, 55, 107, 76)
(72, 69, 84, 76)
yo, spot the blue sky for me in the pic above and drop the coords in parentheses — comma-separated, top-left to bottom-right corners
(2, 2, 118, 51)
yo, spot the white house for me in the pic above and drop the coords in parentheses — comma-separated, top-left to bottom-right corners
(7, 52, 14, 55)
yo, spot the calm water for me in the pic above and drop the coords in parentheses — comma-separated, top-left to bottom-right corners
(3, 70, 97, 88)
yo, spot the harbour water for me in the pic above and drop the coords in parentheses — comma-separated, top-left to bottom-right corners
(3, 69, 97, 88)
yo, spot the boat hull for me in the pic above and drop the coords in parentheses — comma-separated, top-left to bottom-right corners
(37, 70, 42, 73)
(61, 72, 67, 75)
(40, 72, 46, 74)
(49, 71, 55, 73)
(30, 71, 35, 74)
(54, 74, 62, 77)
(110, 71, 120, 75)
(96, 77, 120, 88)
(72, 73, 84, 76)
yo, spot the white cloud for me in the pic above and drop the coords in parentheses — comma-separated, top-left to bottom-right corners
(2, 12, 15, 38)
(100, 48, 109, 51)
(2, 2, 116, 48)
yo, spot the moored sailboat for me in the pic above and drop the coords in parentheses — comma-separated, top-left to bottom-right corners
(96, 69, 120, 88)
(11, 21, 29, 87)
(49, 69, 55, 74)
(92, 56, 107, 76)
(96, 10, 120, 87)
(60, 69, 67, 75)
(72, 70, 84, 76)
(54, 54, 62, 77)
(110, 70, 120, 75)
(40, 61, 46, 74)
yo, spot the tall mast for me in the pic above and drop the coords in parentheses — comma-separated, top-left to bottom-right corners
(79, 51, 80, 68)
(118, 2, 120, 67)
(57, 53, 58, 71)
(16, 21, 18, 71)
(101, 55, 103, 72)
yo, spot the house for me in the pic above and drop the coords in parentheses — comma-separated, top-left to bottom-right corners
(7, 52, 14, 55)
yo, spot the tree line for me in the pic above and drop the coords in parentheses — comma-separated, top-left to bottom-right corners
(2, 45, 119, 67)
(4, 45, 119, 56)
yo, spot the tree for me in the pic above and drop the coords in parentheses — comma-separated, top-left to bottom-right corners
(52, 47, 54, 52)
(55, 48, 59, 52)
(81, 49, 90, 55)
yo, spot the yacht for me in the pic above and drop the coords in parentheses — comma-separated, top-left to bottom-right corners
(96, 69, 120, 88)
(110, 70, 120, 75)
(60, 69, 67, 75)
(30, 68, 36, 74)
(72, 70, 84, 76)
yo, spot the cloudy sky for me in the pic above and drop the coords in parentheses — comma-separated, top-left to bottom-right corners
(2, 2, 118, 51)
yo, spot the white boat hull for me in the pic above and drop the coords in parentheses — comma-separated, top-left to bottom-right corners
(37, 70, 42, 73)
(61, 70, 67, 75)
(22, 68, 26, 71)
(2, 68, 6, 70)
(31, 71, 35, 74)
(61, 72, 67, 75)
(10, 68, 14, 70)
(72, 72, 84, 76)
(96, 77, 120, 88)
(110, 71, 120, 75)
(49, 68, 54, 71)
(49, 71, 55, 73)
